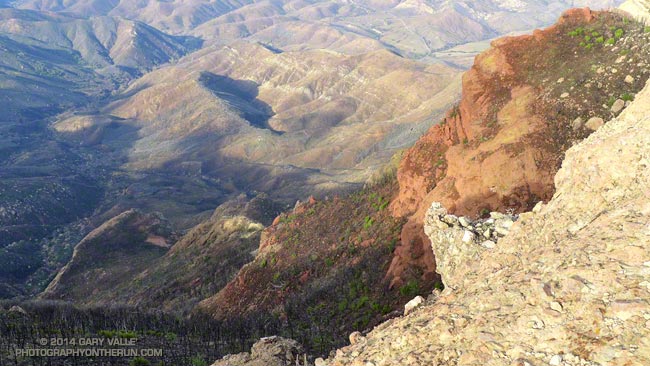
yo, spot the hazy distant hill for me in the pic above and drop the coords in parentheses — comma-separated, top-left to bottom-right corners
(0, 8, 200, 73)
(16, 0, 253, 33)
(15, 0, 625, 63)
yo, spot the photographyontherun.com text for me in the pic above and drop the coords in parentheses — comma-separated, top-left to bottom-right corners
(13, 337, 162, 358)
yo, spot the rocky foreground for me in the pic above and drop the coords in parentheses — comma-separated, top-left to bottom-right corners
(321, 79, 650, 365)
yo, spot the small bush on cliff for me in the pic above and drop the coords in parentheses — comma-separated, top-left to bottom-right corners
(363, 216, 374, 229)
(190, 356, 208, 366)
(568, 26, 585, 36)
(615, 28, 624, 38)
(399, 280, 420, 298)
(434, 281, 445, 291)
(621, 93, 634, 102)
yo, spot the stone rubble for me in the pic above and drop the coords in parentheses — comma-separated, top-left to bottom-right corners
(212, 336, 308, 366)
(423, 204, 518, 292)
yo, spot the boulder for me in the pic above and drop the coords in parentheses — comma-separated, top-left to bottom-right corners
(212, 336, 306, 366)
(611, 99, 625, 113)
(8, 305, 27, 316)
(585, 117, 605, 131)
(571, 117, 584, 131)
(404, 296, 425, 315)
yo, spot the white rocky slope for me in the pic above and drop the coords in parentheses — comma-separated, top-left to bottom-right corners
(620, 0, 650, 23)
(323, 79, 650, 365)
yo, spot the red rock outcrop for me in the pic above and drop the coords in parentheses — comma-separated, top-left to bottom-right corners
(386, 8, 650, 286)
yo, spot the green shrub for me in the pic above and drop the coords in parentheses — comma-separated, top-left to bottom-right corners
(399, 280, 420, 298)
(191, 356, 208, 366)
(614, 28, 624, 39)
(351, 296, 370, 311)
(130, 357, 151, 366)
(607, 96, 617, 108)
(98, 330, 115, 338)
(621, 93, 635, 102)
(645, 26, 650, 33)
(117, 330, 137, 339)
(434, 281, 445, 291)
(387, 238, 398, 253)
(363, 216, 374, 230)
(595, 36, 604, 44)
(606, 38, 616, 45)
(338, 299, 348, 312)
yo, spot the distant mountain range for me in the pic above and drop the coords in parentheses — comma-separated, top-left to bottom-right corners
(0, 0, 628, 323)
(2, 0, 648, 364)
(14, 0, 624, 63)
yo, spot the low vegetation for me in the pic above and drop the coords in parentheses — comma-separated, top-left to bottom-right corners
(0, 301, 291, 366)
(202, 178, 439, 355)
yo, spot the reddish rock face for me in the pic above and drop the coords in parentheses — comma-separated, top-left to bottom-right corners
(386, 8, 649, 286)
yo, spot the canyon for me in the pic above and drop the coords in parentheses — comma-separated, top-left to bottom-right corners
(1, 1, 648, 365)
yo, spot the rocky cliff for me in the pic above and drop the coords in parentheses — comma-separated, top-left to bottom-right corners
(620, 0, 650, 23)
(324, 78, 650, 365)
(386, 8, 650, 288)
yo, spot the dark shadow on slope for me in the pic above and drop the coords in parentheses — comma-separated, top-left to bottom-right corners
(198, 72, 281, 134)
